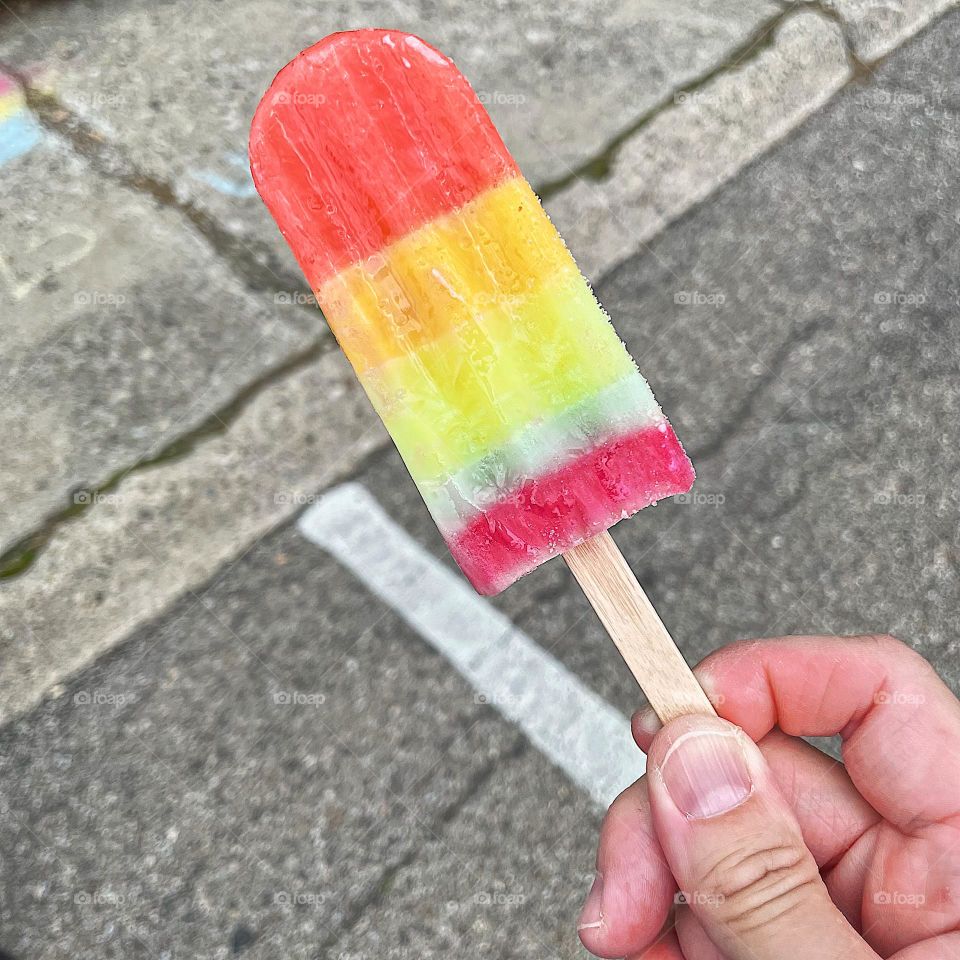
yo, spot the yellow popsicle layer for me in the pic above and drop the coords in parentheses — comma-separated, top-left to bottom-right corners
(317, 175, 642, 483)
(318, 177, 580, 372)
(360, 273, 638, 482)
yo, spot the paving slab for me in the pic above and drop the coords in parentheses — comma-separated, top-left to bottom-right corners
(2, 7, 960, 960)
(0, 347, 386, 726)
(0, 113, 320, 557)
(0, 0, 780, 278)
(546, 8, 850, 280)
(816, 0, 956, 60)
(0, 526, 526, 960)
(324, 748, 599, 960)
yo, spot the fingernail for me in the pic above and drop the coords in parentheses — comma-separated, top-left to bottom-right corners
(577, 871, 604, 931)
(697, 671, 725, 713)
(658, 729, 752, 819)
(636, 707, 661, 736)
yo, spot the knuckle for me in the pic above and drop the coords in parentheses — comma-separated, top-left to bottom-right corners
(857, 632, 902, 653)
(858, 633, 938, 680)
(697, 841, 822, 933)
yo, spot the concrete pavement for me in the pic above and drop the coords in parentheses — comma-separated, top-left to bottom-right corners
(0, 0, 811, 719)
(2, 6, 960, 956)
(2, 0, 955, 724)
(0, 128, 318, 558)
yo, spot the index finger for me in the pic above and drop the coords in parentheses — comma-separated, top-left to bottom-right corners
(646, 635, 960, 830)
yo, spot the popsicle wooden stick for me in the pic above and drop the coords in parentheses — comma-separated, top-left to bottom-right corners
(564, 531, 715, 723)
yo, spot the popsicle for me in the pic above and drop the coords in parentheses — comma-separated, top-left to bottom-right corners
(250, 30, 713, 720)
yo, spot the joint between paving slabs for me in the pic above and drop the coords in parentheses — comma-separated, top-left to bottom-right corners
(0, 62, 318, 307)
(539, 4, 843, 199)
(0, 335, 336, 580)
(538, 0, 915, 201)
(774, 0, 883, 78)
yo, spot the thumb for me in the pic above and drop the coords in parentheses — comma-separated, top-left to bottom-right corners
(646, 715, 876, 960)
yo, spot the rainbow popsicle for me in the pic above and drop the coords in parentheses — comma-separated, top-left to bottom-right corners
(250, 30, 694, 595)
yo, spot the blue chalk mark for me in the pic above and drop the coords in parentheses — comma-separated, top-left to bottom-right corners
(0, 112, 42, 167)
(191, 151, 256, 197)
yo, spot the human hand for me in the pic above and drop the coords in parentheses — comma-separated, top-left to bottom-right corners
(578, 634, 960, 959)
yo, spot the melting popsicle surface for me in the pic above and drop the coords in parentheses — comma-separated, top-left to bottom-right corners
(250, 30, 694, 594)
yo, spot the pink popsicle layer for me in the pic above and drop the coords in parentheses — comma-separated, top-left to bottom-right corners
(450, 421, 694, 594)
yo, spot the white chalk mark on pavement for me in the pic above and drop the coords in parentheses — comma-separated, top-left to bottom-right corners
(298, 482, 644, 809)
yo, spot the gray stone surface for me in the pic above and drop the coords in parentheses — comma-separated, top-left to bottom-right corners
(546, 9, 850, 280)
(0, 526, 526, 959)
(0, 0, 780, 276)
(0, 126, 319, 556)
(325, 749, 599, 960)
(0, 347, 386, 726)
(0, 0, 874, 730)
(817, 0, 956, 60)
(533, 7, 960, 710)
(3, 9, 960, 960)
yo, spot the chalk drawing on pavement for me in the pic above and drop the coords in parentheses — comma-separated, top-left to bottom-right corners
(0, 226, 97, 302)
(0, 70, 44, 167)
(190, 151, 256, 197)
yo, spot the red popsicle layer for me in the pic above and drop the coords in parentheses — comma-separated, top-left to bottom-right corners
(450, 422, 693, 594)
(250, 30, 518, 289)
